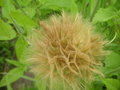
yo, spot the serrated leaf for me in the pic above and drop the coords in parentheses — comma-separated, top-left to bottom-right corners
(0, 67, 26, 87)
(93, 7, 117, 23)
(102, 79, 120, 90)
(0, 19, 16, 40)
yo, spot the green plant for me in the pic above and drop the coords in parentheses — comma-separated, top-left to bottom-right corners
(0, 0, 120, 90)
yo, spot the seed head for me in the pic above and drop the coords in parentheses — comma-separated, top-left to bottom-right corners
(27, 12, 108, 90)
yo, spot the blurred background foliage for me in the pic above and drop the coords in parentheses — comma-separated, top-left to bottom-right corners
(0, 0, 120, 90)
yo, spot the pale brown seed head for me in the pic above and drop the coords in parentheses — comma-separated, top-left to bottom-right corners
(27, 12, 108, 90)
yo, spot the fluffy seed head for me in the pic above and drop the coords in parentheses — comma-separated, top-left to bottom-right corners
(27, 12, 107, 90)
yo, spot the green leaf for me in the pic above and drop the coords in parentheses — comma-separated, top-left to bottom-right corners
(101, 51, 120, 75)
(90, 0, 97, 15)
(0, 19, 16, 40)
(15, 36, 28, 61)
(105, 52, 120, 70)
(23, 7, 36, 18)
(40, 0, 78, 14)
(102, 79, 120, 90)
(0, 67, 26, 87)
(1, 0, 16, 20)
(6, 59, 26, 67)
(10, 10, 37, 29)
(93, 7, 117, 23)
(17, 0, 32, 7)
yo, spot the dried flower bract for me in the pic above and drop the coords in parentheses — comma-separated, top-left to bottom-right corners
(27, 12, 108, 90)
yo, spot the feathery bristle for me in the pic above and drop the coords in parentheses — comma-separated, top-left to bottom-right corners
(27, 12, 108, 90)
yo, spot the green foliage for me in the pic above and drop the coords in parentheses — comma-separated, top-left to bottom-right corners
(6, 59, 27, 67)
(0, 19, 16, 40)
(0, 67, 26, 87)
(39, 0, 78, 13)
(10, 10, 37, 28)
(0, 0, 120, 90)
(102, 78, 120, 90)
(15, 36, 28, 61)
(93, 7, 118, 23)
(104, 52, 120, 72)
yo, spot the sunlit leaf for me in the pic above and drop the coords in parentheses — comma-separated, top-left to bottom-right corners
(10, 10, 37, 28)
(101, 52, 120, 75)
(93, 7, 117, 23)
(15, 36, 28, 61)
(1, 0, 16, 19)
(0, 67, 26, 87)
(0, 19, 16, 40)
(105, 52, 120, 70)
(102, 79, 120, 90)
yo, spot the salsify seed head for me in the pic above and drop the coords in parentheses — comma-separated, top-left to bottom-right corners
(27, 12, 108, 90)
